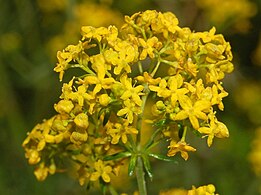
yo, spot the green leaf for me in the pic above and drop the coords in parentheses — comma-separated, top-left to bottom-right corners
(148, 153, 178, 163)
(103, 151, 132, 161)
(103, 109, 111, 126)
(128, 154, 137, 176)
(141, 155, 153, 180)
(144, 128, 162, 150)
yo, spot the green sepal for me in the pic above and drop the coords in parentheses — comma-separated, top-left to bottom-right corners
(128, 154, 137, 176)
(103, 151, 132, 161)
(148, 153, 178, 163)
(102, 183, 107, 195)
(141, 155, 153, 180)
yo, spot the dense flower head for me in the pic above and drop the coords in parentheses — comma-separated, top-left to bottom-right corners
(23, 10, 233, 188)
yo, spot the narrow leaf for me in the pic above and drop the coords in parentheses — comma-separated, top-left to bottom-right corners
(141, 155, 153, 180)
(128, 154, 137, 176)
(103, 151, 132, 161)
(148, 153, 178, 163)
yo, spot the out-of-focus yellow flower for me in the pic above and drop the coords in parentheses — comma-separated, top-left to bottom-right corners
(196, 0, 257, 33)
(160, 188, 187, 195)
(90, 160, 113, 183)
(188, 184, 218, 195)
(34, 162, 49, 181)
(249, 127, 261, 177)
(37, 0, 66, 12)
(167, 140, 196, 160)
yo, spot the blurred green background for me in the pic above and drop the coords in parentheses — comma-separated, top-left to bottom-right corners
(0, 0, 261, 194)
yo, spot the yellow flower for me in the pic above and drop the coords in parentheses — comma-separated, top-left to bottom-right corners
(117, 99, 142, 124)
(198, 111, 229, 146)
(185, 57, 198, 77)
(150, 74, 188, 107)
(70, 131, 88, 145)
(54, 99, 74, 114)
(110, 40, 138, 75)
(84, 54, 115, 95)
(138, 36, 162, 60)
(120, 74, 144, 106)
(77, 165, 90, 186)
(249, 127, 261, 177)
(211, 84, 228, 111)
(149, 78, 170, 98)
(90, 160, 112, 183)
(167, 140, 196, 160)
(188, 184, 218, 195)
(135, 72, 161, 85)
(160, 188, 187, 195)
(174, 95, 211, 130)
(151, 12, 179, 38)
(74, 113, 89, 129)
(98, 94, 111, 107)
(69, 85, 93, 107)
(106, 120, 138, 144)
(34, 162, 49, 181)
(168, 75, 189, 106)
(54, 41, 88, 81)
(25, 149, 41, 165)
(81, 26, 109, 42)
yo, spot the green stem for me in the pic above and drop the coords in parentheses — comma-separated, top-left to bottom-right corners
(138, 61, 143, 74)
(150, 60, 161, 77)
(108, 184, 119, 195)
(136, 84, 149, 145)
(181, 126, 188, 142)
(136, 156, 147, 195)
(135, 83, 150, 194)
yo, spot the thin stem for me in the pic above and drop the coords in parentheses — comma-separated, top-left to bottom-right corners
(150, 60, 161, 77)
(136, 156, 147, 195)
(138, 61, 143, 74)
(136, 85, 149, 145)
(181, 126, 188, 142)
(108, 184, 119, 195)
(135, 82, 150, 194)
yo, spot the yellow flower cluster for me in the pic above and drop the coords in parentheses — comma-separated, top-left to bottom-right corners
(23, 10, 233, 188)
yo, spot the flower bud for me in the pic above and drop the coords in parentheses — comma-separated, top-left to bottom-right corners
(74, 113, 89, 129)
(54, 100, 74, 114)
(99, 94, 111, 106)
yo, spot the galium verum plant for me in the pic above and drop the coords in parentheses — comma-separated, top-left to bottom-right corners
(22, 10, 234, 194)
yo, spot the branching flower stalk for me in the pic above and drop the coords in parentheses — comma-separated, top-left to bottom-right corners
(22, 10, 233, 194)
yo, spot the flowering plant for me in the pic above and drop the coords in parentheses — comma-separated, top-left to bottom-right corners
(22, 10, 233, 194)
